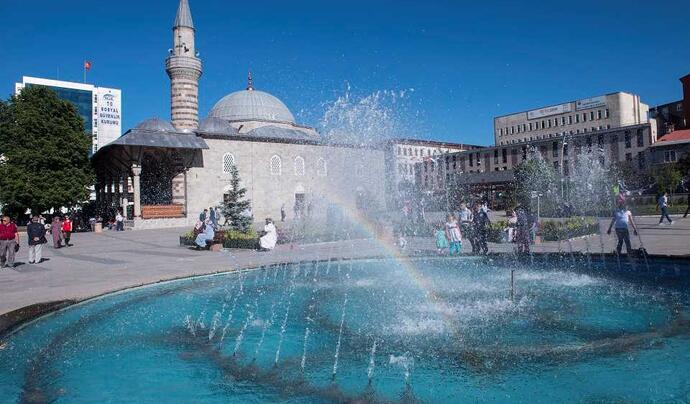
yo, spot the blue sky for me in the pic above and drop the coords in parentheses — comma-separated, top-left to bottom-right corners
(1, 0, 689, 145)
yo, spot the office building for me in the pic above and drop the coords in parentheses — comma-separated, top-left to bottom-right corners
(494, 92, 649, 146)
(15, 76, 122, 154)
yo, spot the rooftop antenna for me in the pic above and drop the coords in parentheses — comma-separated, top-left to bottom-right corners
(247, 70, 254, 91)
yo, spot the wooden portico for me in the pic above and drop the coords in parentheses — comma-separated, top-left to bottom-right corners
(91, 126, 207, 225)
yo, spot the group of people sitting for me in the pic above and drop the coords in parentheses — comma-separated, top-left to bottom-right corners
(191, 216, 277, 251)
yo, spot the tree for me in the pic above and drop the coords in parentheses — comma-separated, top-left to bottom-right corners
(220, 164, 252, 232)
(513, 157, 558, 210)
(652, 164, 683, 194)
(0, 86, 94, 217)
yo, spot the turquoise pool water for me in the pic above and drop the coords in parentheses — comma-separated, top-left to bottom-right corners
(1, 257, 689, 403)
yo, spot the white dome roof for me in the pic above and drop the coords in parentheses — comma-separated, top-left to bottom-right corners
(134, 117, 176, 132)
(208, 89, 295, 124)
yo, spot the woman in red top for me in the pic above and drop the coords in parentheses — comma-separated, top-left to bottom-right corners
(62, 216, 73, 247)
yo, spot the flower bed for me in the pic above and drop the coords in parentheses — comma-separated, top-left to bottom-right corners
(540, 217, 598, 241)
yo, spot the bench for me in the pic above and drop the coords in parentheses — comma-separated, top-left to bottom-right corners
(141, 204, 184, 219)
(205, 230, 226, 251)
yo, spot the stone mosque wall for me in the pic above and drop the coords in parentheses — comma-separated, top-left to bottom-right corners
(186, 138, 386, 223)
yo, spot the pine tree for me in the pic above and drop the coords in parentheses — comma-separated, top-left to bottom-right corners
(0, 86, 94, 217)
(220, 164, 252, 232)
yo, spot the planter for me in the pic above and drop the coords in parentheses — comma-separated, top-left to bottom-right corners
(223, 238, 258, 249)
(180, 236, 195, 247)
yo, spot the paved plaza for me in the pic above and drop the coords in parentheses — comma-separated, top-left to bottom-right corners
(0, 215, 688, 319)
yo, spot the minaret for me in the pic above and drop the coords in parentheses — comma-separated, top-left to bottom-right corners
(166, 0, 203, 130)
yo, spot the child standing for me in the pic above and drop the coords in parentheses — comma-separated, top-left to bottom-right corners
(445, 214, 463, 256)
(435, 223, 449, 255)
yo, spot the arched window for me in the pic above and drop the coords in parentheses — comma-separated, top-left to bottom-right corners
(317, 158, 327, 177)
(294, 156, 305, 176)
(222, 153, 235, 174)
(270, 155, 282, 175)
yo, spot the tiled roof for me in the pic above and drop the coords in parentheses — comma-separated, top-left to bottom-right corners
(657, 129, 690, 142)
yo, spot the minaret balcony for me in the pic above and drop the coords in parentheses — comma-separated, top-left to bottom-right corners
(165, 55, 203, 76)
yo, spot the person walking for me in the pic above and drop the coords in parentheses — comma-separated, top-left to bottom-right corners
(115, 209, 124, 231)
(51, 216, 63, 248)
(62, 215, 73, 246)
(199, 209, 207, 222)
(607, 203, 639, 255)
(435, 223, 449, 255)
(658, 192, 673, 225)
(683, 194, 690, 218)
(457, 203, 474, 252)
(27, 215, 47, 264)
(0, 216, 19, 268)
(444, 214, 462, 256)
(515, 206, 531, 254)
(281, 204, 286, 222)
(209, 206, 219, 228)
(472, 204, 491, 254)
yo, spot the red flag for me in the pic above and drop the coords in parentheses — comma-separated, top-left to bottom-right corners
(84, 61, 92, 70)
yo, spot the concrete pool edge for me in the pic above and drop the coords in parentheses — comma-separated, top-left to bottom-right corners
(2, 251, 689, 340)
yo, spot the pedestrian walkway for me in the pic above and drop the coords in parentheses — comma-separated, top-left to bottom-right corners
(0, 216, 688, 317)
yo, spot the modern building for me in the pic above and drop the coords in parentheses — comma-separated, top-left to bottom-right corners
(90, 0, 385, 229)
(382, 138, 483, 208)
(15, 76, 122, 154)
(648, 129, 690, 167)
(418, 122, 658, 205)
(494, 92, 649, 146)
(649, 74, 690, 137)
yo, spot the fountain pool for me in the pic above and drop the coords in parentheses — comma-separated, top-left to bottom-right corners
(1, 257, 690, 403)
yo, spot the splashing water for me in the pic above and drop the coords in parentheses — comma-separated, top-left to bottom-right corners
(319, 85, 419, 146)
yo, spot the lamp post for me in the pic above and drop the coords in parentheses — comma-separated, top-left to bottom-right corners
(560, 132, 569, 200)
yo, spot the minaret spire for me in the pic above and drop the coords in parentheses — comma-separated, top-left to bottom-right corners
(166, 0, 202, 130)
(174, 0, 194, 29)
(247, 71, 254, 91)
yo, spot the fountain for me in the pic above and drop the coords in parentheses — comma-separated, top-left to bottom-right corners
(2, 257, 690, 402)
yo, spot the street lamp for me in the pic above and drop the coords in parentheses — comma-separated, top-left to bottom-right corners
(560, 132, 569, 200)
(531, 190, 543, 222)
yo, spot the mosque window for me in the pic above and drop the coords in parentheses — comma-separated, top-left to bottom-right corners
(294, 156, 305, 176)
(270, 155, 282, 175)
(317, 158, 327, 177)
(222, 153, 235, 174)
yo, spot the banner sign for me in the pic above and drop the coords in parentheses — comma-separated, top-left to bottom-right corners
(527, 103, 572, 120)
(576, 95, 606, 110)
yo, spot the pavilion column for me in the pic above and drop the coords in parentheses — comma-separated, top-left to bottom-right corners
(105, 178, 113, 206)
(113, 175, 121, 208)
(132, 164, 142, 218)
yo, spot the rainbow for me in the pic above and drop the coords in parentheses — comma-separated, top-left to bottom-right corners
(312, 191, 460, 331)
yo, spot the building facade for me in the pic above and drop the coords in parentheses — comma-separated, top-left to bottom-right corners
(419, 123, 657, 192)
(15, 76, 122, 154)
(649, 74, 690, 137)
(91, 0, 385, 229)
(494, 92, 649, 146)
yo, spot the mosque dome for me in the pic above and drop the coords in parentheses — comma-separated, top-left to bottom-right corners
(198, 116, 237, 135)
(208, 88, 295, 124)
(134, 117, 176, 132)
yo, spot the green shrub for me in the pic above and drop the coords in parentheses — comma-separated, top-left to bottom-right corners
(540, 217, 598, 241)
(487, 220, 507, 243)
(224, 229, 257, 240)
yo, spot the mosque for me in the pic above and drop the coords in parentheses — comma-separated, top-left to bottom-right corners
(91, 0, 385, 229)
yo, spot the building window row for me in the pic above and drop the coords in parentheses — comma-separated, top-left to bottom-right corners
(265, 155, 328, 177)
(498, 124, 613, 145)
(498, 109, 610, 138)
(397, 145, 446, 157)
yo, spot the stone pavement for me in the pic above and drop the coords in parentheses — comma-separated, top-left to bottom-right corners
(0, 215, 688, 317)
